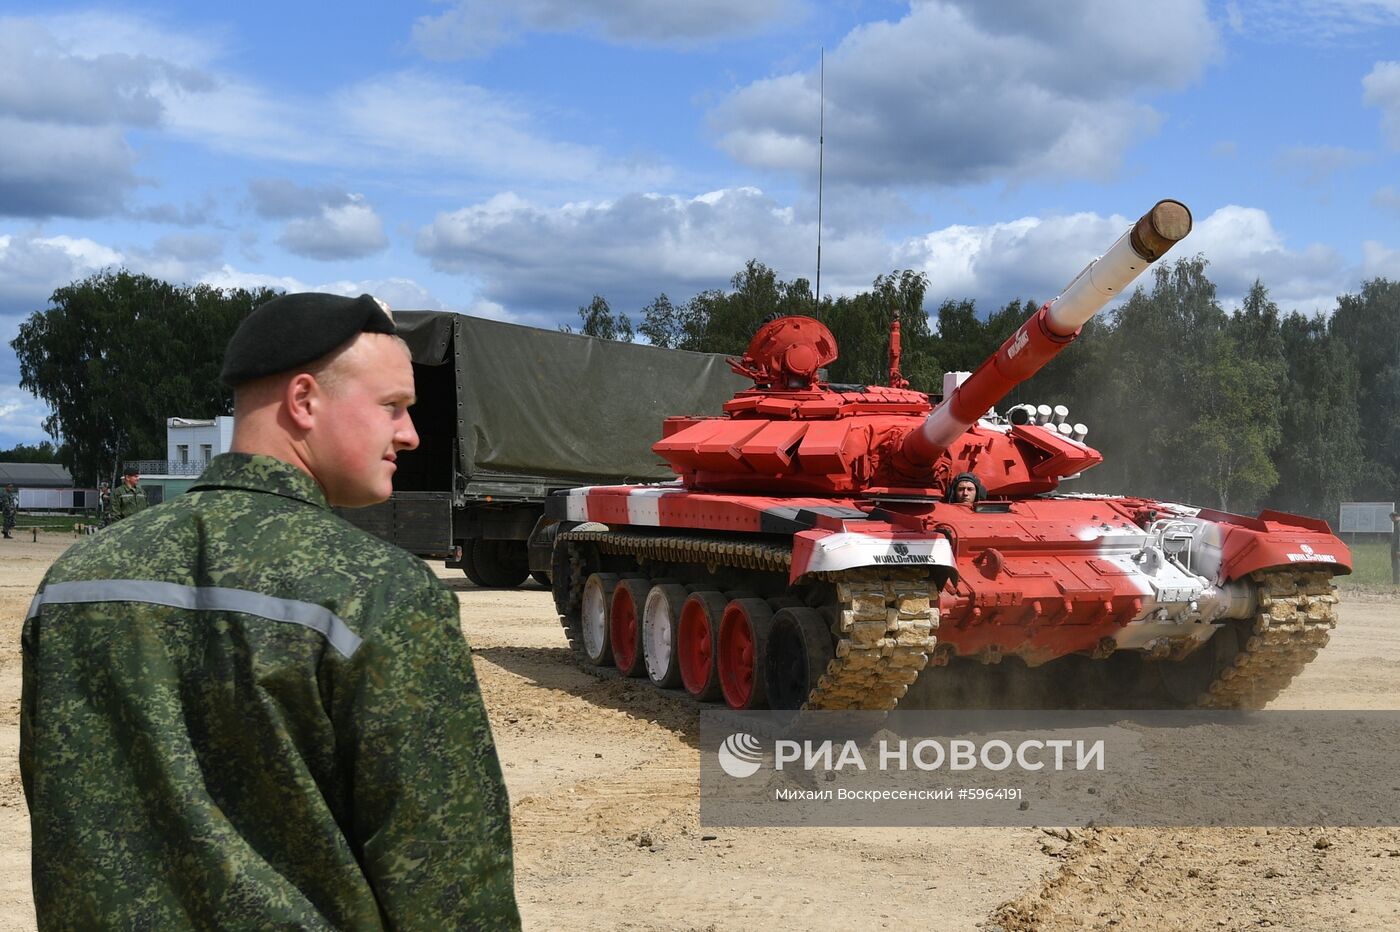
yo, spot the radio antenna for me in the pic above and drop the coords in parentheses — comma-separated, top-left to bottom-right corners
(815, 48, 825, 311)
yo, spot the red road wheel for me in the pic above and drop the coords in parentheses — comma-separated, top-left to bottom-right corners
(678, 591, 727, 701)
(580, 573, 619, 666)
(718, 598, 774, 710)
(764, 607, 836, 710)
(643, 583, 689, 689)
(610, 578, 650, 678)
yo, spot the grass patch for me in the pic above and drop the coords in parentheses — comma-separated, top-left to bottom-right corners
(1335, 537, 1396, 589)
(15, 513, 100, 532)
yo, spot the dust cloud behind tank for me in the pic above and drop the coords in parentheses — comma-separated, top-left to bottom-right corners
(546, 200, 1350, 713)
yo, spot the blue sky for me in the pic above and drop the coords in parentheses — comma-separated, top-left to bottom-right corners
(3, 0, 1400, 450)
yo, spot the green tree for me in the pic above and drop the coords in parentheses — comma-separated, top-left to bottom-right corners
(0, 441, 67, 463)
(821, 270, 939, 390)
(1268, 311, 1365, 520)
(565, 295, 634, 342)
(1185, 331, 1281, 512)
(638, 293, 683, 348)
(676, 260, 815, 355)
(1329, 277, 1400, 498)
(11, 270, 275, 484)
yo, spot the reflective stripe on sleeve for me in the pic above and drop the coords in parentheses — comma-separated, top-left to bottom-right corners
(27, 579, 363, 659)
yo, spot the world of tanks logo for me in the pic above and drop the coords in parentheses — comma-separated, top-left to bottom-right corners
(717, 733, 764, 778)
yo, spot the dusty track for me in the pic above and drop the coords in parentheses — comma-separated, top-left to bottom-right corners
(3, 533, 1399, 930)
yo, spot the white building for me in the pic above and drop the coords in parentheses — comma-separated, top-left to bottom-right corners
(163, 417, 235, 475)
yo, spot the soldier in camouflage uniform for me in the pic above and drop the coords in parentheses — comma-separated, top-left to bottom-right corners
(108, 464, 148, 522)
(1, 482, 16, 538)
(22, 293, 520, 929)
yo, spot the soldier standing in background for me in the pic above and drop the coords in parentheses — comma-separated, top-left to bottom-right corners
(97, 480, 112, 527)
(1, 483, 16, 538)
(108, 465, 147, 522)
(21, 293, 519, 929)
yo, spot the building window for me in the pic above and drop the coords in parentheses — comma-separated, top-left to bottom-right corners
(177, 444, 189, 464)
(200, 444, 212, 463)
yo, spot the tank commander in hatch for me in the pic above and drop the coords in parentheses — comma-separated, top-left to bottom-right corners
(945, 472, 986, 505)
(21, 292, 520, 929)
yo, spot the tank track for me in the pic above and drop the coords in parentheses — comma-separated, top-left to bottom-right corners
(557, 529, 938, 711)
(1194, 568, 1337, 710)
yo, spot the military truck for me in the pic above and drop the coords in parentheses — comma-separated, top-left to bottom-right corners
(337, 311, 744, 587)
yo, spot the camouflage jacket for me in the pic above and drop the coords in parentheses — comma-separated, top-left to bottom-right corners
(21, 453, 519, 930)
(109, 480, 148, 521)
(1, 487, 15, 518)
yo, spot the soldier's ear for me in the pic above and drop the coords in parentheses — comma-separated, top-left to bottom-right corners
(284, 373, 319, 431)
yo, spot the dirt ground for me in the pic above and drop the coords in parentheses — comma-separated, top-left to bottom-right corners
(3, 533, 1399, 931)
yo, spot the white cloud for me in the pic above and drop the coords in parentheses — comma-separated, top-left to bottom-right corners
(415, 187, 889, 315)
(312, 277, 448, 312)
(0, 384, 51, 447)
(276, 197, 389, 261)
(1224, 1, 1400, 42)
(1153, 206, 1347, 313)
(411, 0, 794, 59)
(710, 0, 1218, 187)
(893, 204, 1351, 316)
(0, 232, 121, 313)
(1363, 60, 1400, 149)
(1374, 184, 1400, 214)
(0, 15, 214, 218)
(1361, 239, 1400, 279)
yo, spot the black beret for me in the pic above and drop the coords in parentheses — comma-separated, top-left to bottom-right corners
(220, 292, 396, 387)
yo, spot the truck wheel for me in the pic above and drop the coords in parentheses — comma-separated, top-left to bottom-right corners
(461, 543, 488, 586)
(469, 539, 530, 588)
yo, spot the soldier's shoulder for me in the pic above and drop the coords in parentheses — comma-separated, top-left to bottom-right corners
(311, 508, 444, 590)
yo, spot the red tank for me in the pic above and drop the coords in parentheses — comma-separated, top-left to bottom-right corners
(548, 200, 1349, 711)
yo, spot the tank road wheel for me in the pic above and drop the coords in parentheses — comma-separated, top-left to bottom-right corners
(719, 598, 774, 710)
(468, 539, 530, 588)
(580, 573, 620, 666)
(643, 584, 689, 689)
(678, 591, 728, 702)
(1155, 622, 1243, 707)
(610, 578, 651, 678)
(764, 607, 837, 711)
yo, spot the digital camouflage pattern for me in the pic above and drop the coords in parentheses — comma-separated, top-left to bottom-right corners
(108, 479, 148, 521)
(1, 485, 16, 537)
(21, 453, 519, 930)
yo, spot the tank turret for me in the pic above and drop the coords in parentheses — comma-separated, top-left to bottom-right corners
(654, 199, 1192, 499)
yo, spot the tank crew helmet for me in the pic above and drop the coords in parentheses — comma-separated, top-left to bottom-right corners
(220, 292, 396, 387)
(944, 472, 986, 504)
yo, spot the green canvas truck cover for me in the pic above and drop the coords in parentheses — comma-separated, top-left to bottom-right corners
(394, 311, 746, 483)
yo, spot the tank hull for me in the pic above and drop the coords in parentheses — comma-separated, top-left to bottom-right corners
(549, 485, 1347, 711)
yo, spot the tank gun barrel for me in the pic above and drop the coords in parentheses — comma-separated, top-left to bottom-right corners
(902, 199, 1191, 463)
